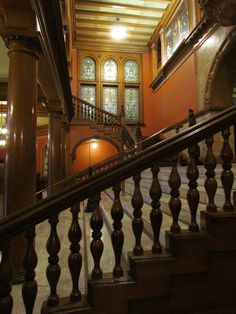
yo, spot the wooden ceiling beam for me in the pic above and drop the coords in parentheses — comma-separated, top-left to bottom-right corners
(75, 10, 161, 21)
(75, 17, 156, 28)
(75, 1, 166, 14)
(76, 32, 148, 42)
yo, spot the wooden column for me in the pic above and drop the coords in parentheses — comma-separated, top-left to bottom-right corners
(3, 34, 40, 281)
(47, 103, 62, 193)
(61, 121, 69, 180)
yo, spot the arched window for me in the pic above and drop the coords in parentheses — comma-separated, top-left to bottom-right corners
(124, 87, 139, 121)
(103, 59, 117, 81)
(124, 60, 138, 83)
(81, 57, 96, 80)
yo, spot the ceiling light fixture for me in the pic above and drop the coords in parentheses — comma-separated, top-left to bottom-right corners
(111, 18, 127, 40)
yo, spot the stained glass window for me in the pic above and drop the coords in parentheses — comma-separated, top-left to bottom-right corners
(124, 60, 138, 82)
(103, 59, 117, 81)
(103, 86, 118, 114)
(80, 85, 96, 106)
(81, 57, 96, 80)
(124, 87, 139, 122)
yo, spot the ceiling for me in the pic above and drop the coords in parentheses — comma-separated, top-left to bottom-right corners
(72, 0, 175, 51)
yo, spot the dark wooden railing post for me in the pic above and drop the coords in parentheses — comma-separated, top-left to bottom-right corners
(204, 136, 217, 212)
(169, 154, 181, 233)
(22, 226, 38, 313)
(46, 215, 61, 306)
(111, 183, 124, 278)
(187, 145, 200, 231)
(132, 172, 144, 255)
(221, 127, 234, 211)
(68, 201, 82, 302)
(90, 192, 104, 279)
(149, 163, 163, 254)
(0, 242, 13, 313)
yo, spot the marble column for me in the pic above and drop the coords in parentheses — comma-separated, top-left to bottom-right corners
(4, 34, 40, 281)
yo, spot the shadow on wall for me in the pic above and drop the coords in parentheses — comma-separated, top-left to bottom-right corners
(70, 138, 118, 174)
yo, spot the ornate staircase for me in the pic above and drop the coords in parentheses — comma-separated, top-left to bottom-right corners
(1, 106, 236, 313)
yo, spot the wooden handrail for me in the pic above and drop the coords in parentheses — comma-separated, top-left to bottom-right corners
(0, 104, 236, 241)
(72, 96, 120, 126)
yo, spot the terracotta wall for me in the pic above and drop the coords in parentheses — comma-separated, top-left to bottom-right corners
(145, 54, 198, 134)
(71, 138, 118, 174)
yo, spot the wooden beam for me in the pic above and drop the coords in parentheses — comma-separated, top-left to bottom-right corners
(75, 17, 157, 28)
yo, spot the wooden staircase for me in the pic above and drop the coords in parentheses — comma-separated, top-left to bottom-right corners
(1, 106, 236, 313)
(71, 96, 136, 150)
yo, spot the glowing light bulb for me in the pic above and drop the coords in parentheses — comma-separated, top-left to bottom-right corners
(111, 25, 127, 40)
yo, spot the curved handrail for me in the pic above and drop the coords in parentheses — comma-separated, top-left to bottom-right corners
(1, 104, 236, 240)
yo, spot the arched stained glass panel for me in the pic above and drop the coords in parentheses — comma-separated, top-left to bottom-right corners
(124, 87, 139, 122)
(81, 57, 96, 80)
(124, 60, 138, 82)
(103, 59, 117, 81)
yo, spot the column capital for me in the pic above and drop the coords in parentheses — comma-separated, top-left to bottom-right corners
(1, 30, 41, 58)
(46, 99, 63, 117)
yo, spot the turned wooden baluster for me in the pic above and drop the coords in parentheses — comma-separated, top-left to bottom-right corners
(68, 201, 82, 302)
(131, 172, 144, 255)
(204, 136, 217, 212)
(168, 154, 181, 233)
(22, 226, 38, 314)
(111, 183, 124, 277)
(90, 192, 104, 279)
(221, 127, 234, 211)
(149, 163, 163, 254)
(46, 214, 61, 306)
(187, 145, 200, 231)
(0, 242, 13, 313)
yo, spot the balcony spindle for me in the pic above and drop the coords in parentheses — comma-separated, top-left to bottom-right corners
(204, 136, 217, 212)
(111, 183, 124, 277)
(46, 214, 61, 306)
(22, 226, 38, 313)
(132, 172, 144, 255)
(68, 202, 82, 302)
(187, 145, 200, 231)
(221, 128, 234, 211)
(168, 154, 181, 233)
(149, 164, 163, 254)
(0, 242, 13, 314)
(90, 192, 104, 279)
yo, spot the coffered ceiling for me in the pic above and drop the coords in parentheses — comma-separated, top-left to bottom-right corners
(72, 0, 175, 51)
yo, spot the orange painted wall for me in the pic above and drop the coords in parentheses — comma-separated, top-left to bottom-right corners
(71, 49, 78, 95)
(71, 138, 118, 174)
(146, 54, 198, 134)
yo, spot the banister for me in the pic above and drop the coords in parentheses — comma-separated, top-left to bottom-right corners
(1, 105, 236, 241)
(72, 96, 119, 121)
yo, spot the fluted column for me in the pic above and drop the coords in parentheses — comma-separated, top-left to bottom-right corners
(3, 34, 40, 281)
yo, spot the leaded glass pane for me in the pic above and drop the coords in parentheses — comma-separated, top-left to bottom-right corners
(80, 85, 96, 105)
(103, 59, 117, 81)
(124, 60, 138, 82)
(103, 86, 118, 114)
(125, 87, 139, 122)
(81, 57, 96, 80)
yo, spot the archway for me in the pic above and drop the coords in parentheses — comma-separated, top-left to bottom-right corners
(70, 136, 119, 175)
(205, 27, 236, 109)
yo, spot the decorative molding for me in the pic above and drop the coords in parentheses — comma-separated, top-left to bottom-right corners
(199, 0, 236, 26)
(2, 31, 41, 57)
(150, 18, 216, 92)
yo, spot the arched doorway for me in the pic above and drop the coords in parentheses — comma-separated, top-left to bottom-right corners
(71, 136, 119, 175)
(205, 27, 236, 109)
